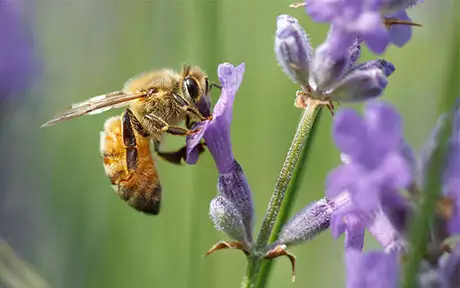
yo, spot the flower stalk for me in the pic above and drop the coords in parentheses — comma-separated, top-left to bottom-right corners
(241, 100, 323, 288)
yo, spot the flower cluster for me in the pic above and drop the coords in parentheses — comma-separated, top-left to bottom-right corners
(0, 0, 36, 100)
(275, 15, 395, 112)
(293, 0, 421, 54)
(184, 2, 460, 287)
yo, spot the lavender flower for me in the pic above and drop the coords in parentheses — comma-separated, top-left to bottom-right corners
(275, 15, 394, 109)
(0, 1, 35, 99)
(187, 63, 254, 249)
(303, 0, 421, 54)
(327, 101, 411, 213)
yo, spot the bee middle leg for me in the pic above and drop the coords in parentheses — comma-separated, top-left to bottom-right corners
(153, 139, 206, 165)
(144, 114, 200, 136)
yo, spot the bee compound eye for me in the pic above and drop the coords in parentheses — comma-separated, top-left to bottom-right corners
(185, 77, 200, 99)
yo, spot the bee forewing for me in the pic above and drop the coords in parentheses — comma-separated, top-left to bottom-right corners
(41, 91, 146, 128)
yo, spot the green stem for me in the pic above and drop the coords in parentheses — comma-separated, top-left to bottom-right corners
(255, 108, 323, 288)
(241, 104, 322, 288)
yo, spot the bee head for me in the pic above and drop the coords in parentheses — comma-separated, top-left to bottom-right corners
(181, 65, 209, 105)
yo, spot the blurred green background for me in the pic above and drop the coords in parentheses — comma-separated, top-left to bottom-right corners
(1, 0, 459, 287)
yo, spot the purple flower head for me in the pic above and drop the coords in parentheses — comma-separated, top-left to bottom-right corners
(275, 16, 395, 105)
(304, 0, 420, 54)
(345, 250, 399, 288)
(0, 0, 36, 99)
(186, 63, 245, 174)
(327, 101, 411, 212)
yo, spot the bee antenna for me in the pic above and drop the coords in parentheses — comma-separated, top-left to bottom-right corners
(209, 83, 222, 90)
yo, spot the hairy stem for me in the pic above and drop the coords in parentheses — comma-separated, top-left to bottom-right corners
(241, 103, 322, 288)
(255, 108, 323, 288)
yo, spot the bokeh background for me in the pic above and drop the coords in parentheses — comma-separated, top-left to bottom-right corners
(0, 0, 459, 287)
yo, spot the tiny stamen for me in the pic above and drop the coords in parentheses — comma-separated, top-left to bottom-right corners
(383, 17, 422, 29)
(264, 245, 297, 282)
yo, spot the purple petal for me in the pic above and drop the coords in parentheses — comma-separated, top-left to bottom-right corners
(186, 122, 209, 164)
(333, 108, 367, 158)
(388, 10, 413, 47)
(364, 101, 403, 155)
(343, 214, 365, 251)
(368, 208, 407, 252)
(305, 0, 344, 22)
(345, 250, 399, 288)
(186, 62, 245, 173)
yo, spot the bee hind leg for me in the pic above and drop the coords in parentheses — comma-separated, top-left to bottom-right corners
(153, 140, 206, 165)
(121, 109, 141, 173)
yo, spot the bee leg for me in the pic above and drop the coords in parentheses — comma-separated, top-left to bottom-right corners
(121, 109, 140, 172)
(153, 140, 207, 165)
(172, 93, 212, 121)
(144, 114, 201, 136)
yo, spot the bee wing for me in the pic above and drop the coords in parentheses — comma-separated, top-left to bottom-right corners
(41, 90, 147, 127)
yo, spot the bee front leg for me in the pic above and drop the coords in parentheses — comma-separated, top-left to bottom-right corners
(121, 109, 140, 172)
(144, 114, 201, 136)
(171, 93, 212, 122)
(153, 140, 206, 165)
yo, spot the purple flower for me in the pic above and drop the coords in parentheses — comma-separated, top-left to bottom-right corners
(187, 63, 254, 246)
(0, 1, 36, 99)
(275, 15, 394, 106)
(345, 250, 399, 288)
(187, 63, 245, 173)
(327, 101, 411, 212)
(304, 0, 420, 54)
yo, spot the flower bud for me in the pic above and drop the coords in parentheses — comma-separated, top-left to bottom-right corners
(351, 59, 395, 77)
(209, 195, 248, 244)
(218, 161, 254, 242)
(275, 14, 312, 86)
(277, 198, 332, 246)
(328, 68, 388, 102)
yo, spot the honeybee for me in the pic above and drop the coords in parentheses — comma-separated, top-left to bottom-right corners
(42, 65, 216, 215)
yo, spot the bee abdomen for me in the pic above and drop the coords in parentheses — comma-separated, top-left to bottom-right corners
(126, 184, 162, 215)
(101, 116, 162, 215)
